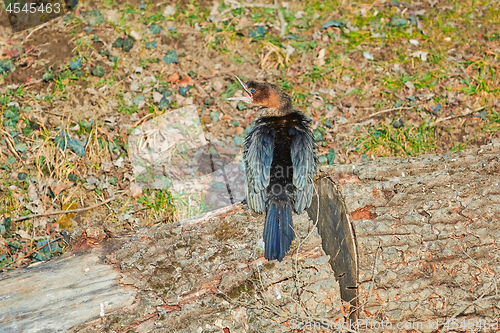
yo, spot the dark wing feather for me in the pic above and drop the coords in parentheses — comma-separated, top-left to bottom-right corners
(289, 123, 317, 213)
(243, 124, 275, 213)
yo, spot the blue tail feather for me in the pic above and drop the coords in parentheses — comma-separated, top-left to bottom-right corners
(263, 201, 294, 261)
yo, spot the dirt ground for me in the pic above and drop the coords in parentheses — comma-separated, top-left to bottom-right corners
(0, 0, 498, 269)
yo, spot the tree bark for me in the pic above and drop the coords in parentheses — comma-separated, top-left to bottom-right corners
(312, 140, 500, 331)
(0, 141, 499, 332)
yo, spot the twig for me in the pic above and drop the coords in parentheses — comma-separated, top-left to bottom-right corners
(362, 106, 414, 120)
(194, 83, 208, 97)
(151, 216, 169, 225)
(23, 20, 51, 44)
(367, 0, 382, 10)
(222, 0, 278, 13)
(12, 197, 116, 222)
(367, 240, 382, 301)
(4, 240, 49, 267)
(274, 0, 286, 37)
(23, 79, 44, 87)
(4, 237, 62, 267)
(432, 106, 485, 126)
(1, 132, 22, 162)
(0, 130, 27, 167)
(132, 112, 156, 128)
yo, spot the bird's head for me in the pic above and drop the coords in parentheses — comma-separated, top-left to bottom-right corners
(228, 76, 293, 115)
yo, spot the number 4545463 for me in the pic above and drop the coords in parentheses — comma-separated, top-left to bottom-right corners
(444, 318, 498, 330)
(6, 2, 61, 14)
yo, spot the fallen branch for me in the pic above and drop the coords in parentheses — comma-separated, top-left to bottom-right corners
(274, 0, 286, 37)
(3, 237, 62, 268)
(0, 129, 27, 166)
(431, 106, 485, 126)
(132, 113, 156, 128)
(362, 106, 414, 120)
(22, 20, 52, 44)
(12, 197, 116, 222)
(23, 79, 44, 86)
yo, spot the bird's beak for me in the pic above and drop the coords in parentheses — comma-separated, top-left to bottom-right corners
(227, 75, 253, 103)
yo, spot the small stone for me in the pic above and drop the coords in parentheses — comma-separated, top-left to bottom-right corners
(212, 78, 224, 92)
(393, 118, 404, 128)
(130, 81, 140, 91)
(363, 51, 374, 60)
(130, 30, 141, 41)
(163, 5, 175, 17)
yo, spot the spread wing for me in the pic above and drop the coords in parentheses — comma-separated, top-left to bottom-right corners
(243, 124, 275, 213)
(289, 124, 317, 213)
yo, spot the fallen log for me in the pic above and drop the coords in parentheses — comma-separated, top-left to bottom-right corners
(0, 141, 499, 332)
(326, 139, 500, 330)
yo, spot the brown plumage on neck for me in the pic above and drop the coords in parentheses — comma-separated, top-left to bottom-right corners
(227, 76, 294, 117)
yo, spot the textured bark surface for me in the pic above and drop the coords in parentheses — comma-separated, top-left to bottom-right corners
(319, 140, 500, 330)
(70, 207, 344, 333)
(1, 141, 499, 332)
(0, 234, 136, 332)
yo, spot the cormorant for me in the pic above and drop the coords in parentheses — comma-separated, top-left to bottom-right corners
(228, 76, 317, 261)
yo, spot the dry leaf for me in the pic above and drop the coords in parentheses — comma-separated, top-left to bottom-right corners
(130, 182, 143, 197)
(57, 202, 78, 229)
(3, 48, 19, 58)
(28, 181, 38, 201)
(153, 91, 163, 103)
(52, 182, 71, 196)
(405, 81, 415, 95)
(168, 72, 180, 84)
(16, 230, 32, 239)
(178, 75, 194, 87)
(236, 17, 251, 31)
(234, 126, 244, 135)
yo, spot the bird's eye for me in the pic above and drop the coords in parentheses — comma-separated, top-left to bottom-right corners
(250, 88, 256, 93)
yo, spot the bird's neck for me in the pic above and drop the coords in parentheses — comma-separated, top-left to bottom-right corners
(258, 105, 294, 117)
(258, 89, 293, 117)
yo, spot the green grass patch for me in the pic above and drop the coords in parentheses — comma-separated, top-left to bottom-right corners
(355, 121, 437, 157)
